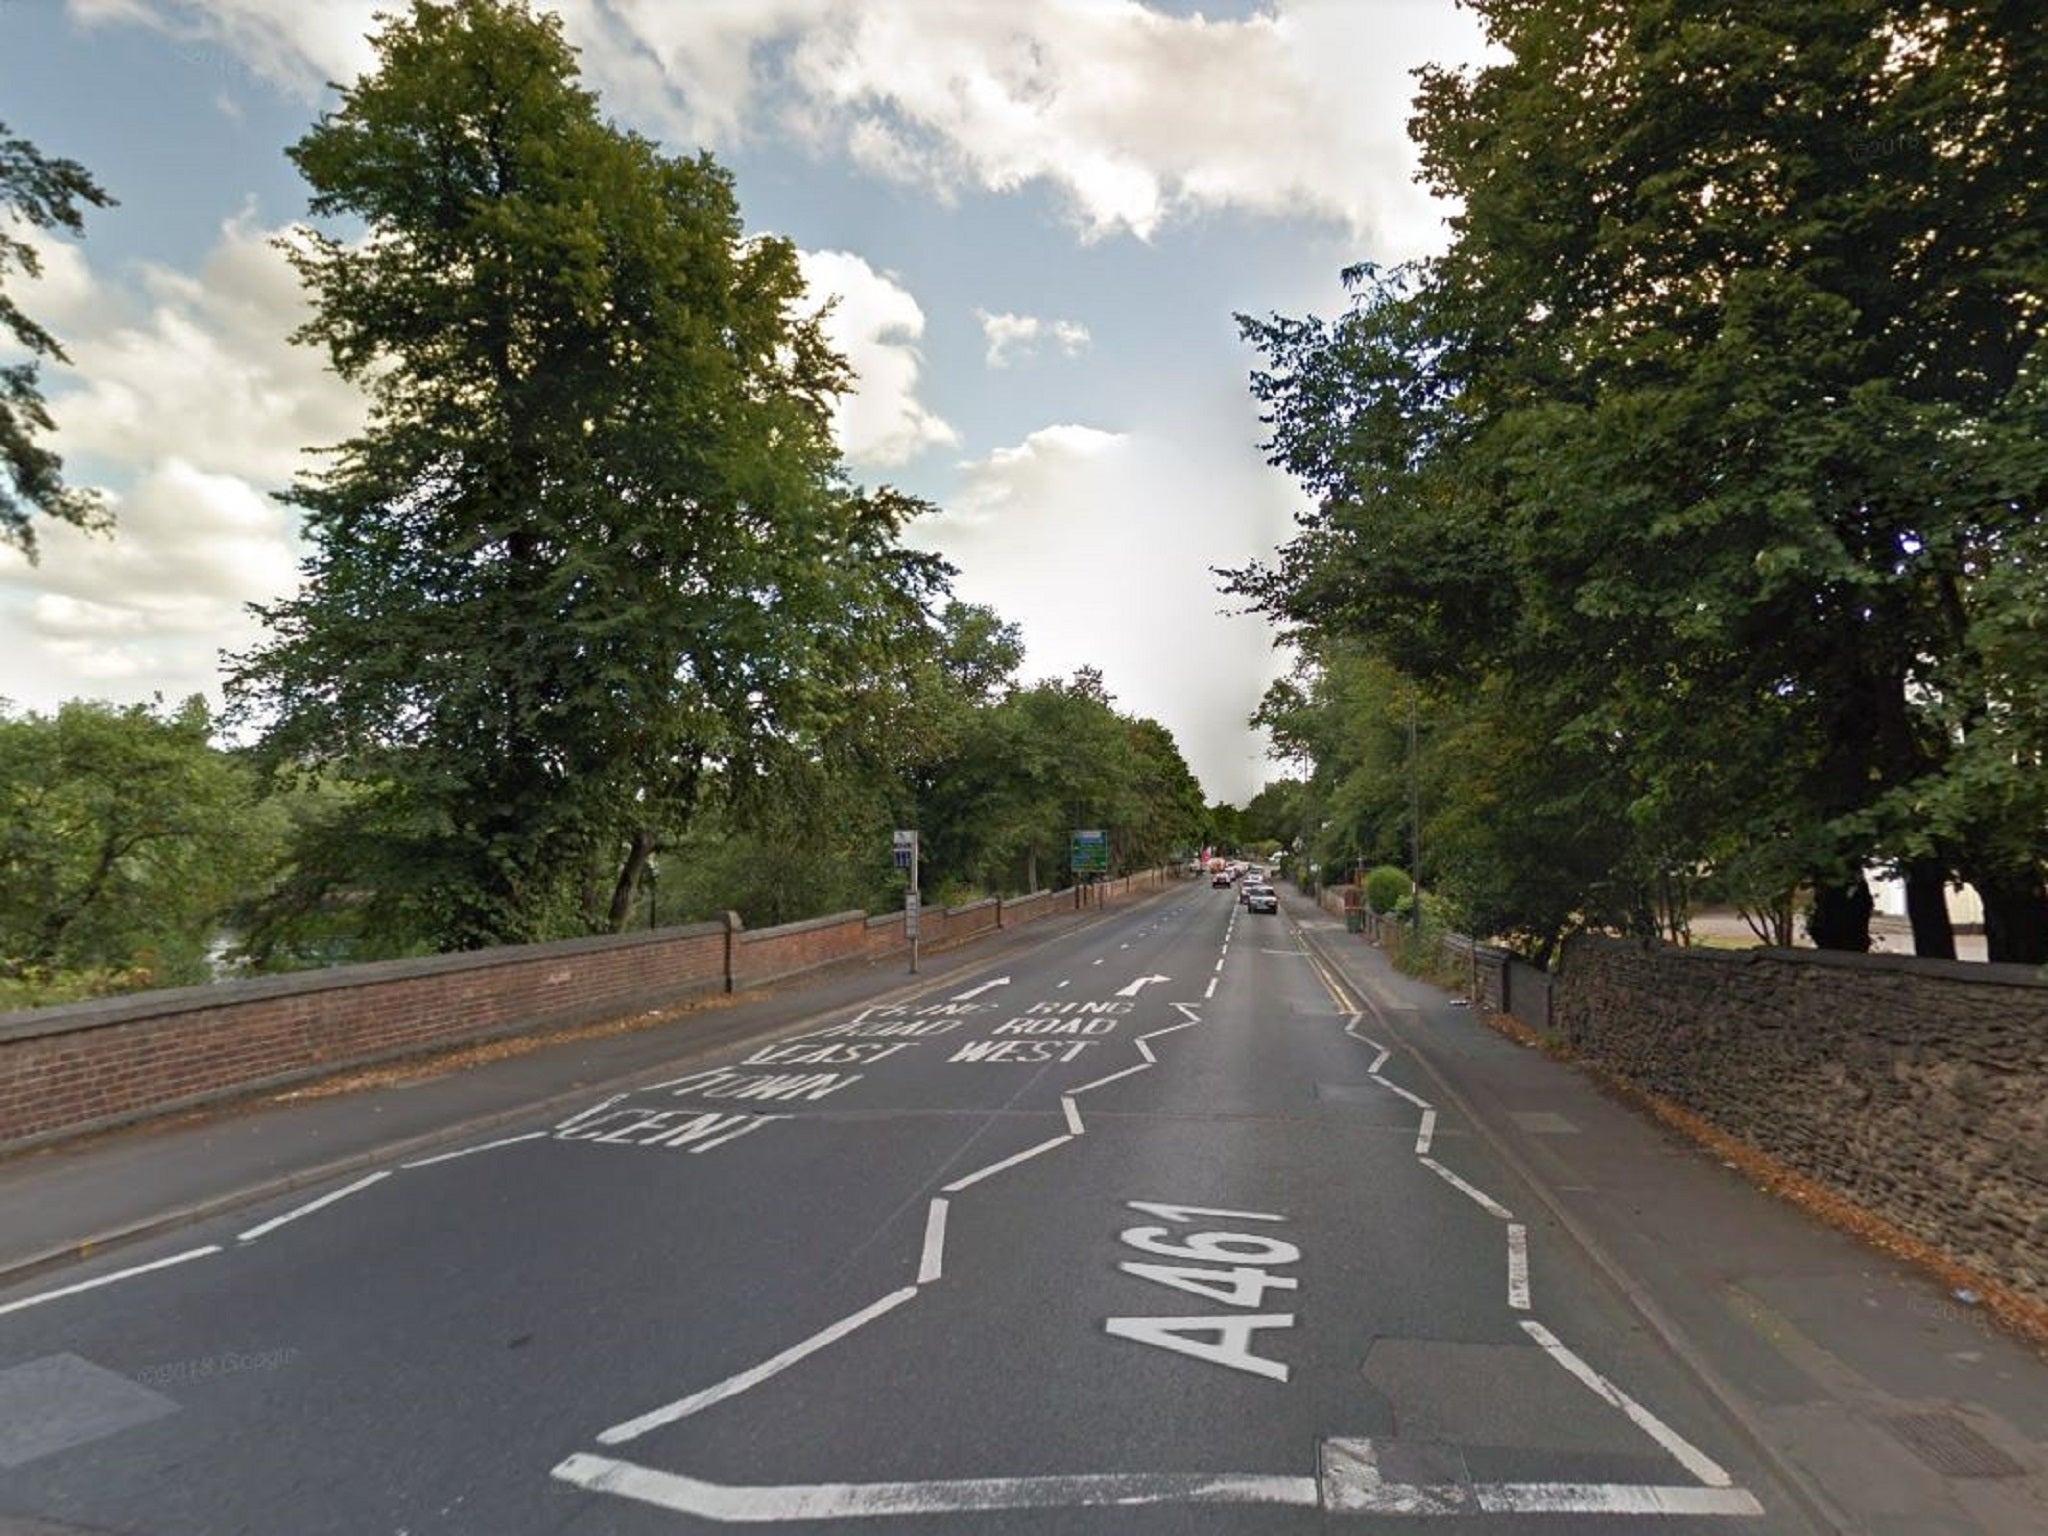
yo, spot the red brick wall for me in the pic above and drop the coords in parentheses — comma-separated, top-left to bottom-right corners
(0, 870, 1178, 1152)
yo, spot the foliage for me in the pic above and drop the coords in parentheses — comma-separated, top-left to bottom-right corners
(230, 0, 948, 952)
(1, 120, 114, 558)
(0, 697, 285, 990)
(1228, 0, 2048, 961)
(1362, 865, 1410, 915)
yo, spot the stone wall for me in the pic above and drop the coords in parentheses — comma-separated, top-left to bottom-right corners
(1557, 935, 2048, 1303)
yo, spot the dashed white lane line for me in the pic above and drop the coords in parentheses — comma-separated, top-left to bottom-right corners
(918, 1200, 949, 1284)
(1507, 1223, 1531, 1310)
(599, 1287, 921, 1445)
(1520, 1320, 1736, 1489)
(1418, 1157, 1515, 1222)
(1414, 1108, 1437, 1156)
(941, 1134, 1075, 1193)
(1057, 979, 1071, 988)
(402, 1130, 549, 1168)
(0, 1245, 220, 1319)
(238, 1171, 391, 1243)
(1204, 977, 1218, 999)
(1061, 1095, 1085, 1135)
(553, 1455, 1322, 1520)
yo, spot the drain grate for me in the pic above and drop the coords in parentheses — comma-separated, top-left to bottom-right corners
(1885, 1413, 2026, 1479)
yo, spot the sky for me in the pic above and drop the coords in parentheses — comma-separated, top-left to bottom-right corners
(0, 0, 1488, 805)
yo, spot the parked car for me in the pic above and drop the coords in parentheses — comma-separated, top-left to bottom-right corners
(1247, 884, 1279, 914)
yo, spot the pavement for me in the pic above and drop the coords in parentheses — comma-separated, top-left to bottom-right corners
(0, 879, 2038, 1534)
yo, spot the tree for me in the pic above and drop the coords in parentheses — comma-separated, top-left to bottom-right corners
(1, 122, 114, 558)
(1231, 0, 2048, 959)
(230, 0, 947, 951)
(0, 697, 282, 992)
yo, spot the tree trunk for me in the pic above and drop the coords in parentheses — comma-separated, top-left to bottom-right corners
(1025, 845, 1038, 893)
(1976, 865, 2048, 965)
(1903, 860, 1957, 960)
(1806, 871, 1873, 951)
(605, 828, 654, 933)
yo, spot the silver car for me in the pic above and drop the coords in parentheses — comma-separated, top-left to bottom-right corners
(1246, 884, 1278, 914)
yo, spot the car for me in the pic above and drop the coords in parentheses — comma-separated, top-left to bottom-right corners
(1211, 872, 1232, 888)
(1247, 884, 1278, 914)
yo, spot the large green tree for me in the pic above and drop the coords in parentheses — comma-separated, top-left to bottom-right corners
(230, 0, 946, 950)
(1, 122, 113, 558)
(1233, 0, 2047, 960)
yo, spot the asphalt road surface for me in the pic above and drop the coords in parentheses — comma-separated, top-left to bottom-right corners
(0, 887, 1815, 1534)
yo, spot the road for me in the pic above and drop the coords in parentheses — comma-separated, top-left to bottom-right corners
(0, 885, 1812, 1533)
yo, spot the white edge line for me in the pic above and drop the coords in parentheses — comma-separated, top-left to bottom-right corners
(238, 1170, 391, 1242)
(402, 1130, 549, 1168)
(918, 1200, 948, 1284)
(0, 1245, 221, 1319)
(1417, 1157, 1514, 1221)
(1061, 1095, 1084, 1135)
(1521, 1319, 1734, 1487)
(598, 1286, 921, 1444)
(941, 1134, 1075, 1193)
(1507, 1222, 1531, 1310)
(552, 1454, 1323, 1518)
(1067, 1062, 1149, 1097)
(1414, 1107, 1437, 1156)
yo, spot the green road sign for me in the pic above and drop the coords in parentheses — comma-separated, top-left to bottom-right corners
(1070, 828, 1109, 873)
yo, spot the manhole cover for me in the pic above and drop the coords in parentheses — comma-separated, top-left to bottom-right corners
(1885, 1413, 2026, 1479)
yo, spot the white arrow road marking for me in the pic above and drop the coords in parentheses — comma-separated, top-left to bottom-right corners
(949, 977, 1010, 1002)
(1115, 974, 1171, 997)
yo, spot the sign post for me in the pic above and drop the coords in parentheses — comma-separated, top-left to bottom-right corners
(894, 829, 921, 973)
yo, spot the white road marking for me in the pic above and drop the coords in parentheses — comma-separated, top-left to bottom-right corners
(1320, 1439, 1761, 1518)
(555, 1093, 630, 1130)
(1067, 1062, 1150, 1096)
(1114, 974, 1170, 998)
(941, 1134, 1075, 1193)
(950, 978, 1010, 1001)
(1372, 1076, 1434, 1111)
(918, 1200, 949, 1283)
(401, 1130, 550, 1168)
(238, 1171, 390, 1242)
(1507, 1223, 1531, 1309)
(1105, 1313, 1294, 1381)
(1061, 1096, 1084, 1135)
(1169, 1003, 1201, 1024)
(552, 1454, 1321, 1520)
(1417, 1157, 1514, 1221)
(1139, 1019, 1198, 1041)
(1414, 1108, 1437, 1156)
(0, 1246, 220, 1319)
(1057, 979, 1071, 988)
(1367, 1046, 1391, 1073)
(598, 1287, 920, 1444)
(689, 1115, 787, 1154)
(1093, 958, 1104, 965)
(1204, 977, 1218, 999)
(1134, 1037, 1157, 1063)
(1520, 1320, 1735, 1487)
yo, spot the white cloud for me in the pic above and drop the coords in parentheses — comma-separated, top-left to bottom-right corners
(912, 419, 1295, 801)
(795, 248, 957, 467)
(976, 309, 1093, 369)
(0, 214, 359, 714)
(87, 0, 1492, 253)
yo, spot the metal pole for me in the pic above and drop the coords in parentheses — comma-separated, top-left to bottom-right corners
(1409, 692, 1422, 942)
(910, 830, 920, 975)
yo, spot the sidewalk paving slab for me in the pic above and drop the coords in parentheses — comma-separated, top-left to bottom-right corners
(1287, 886, 2048, 1536)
